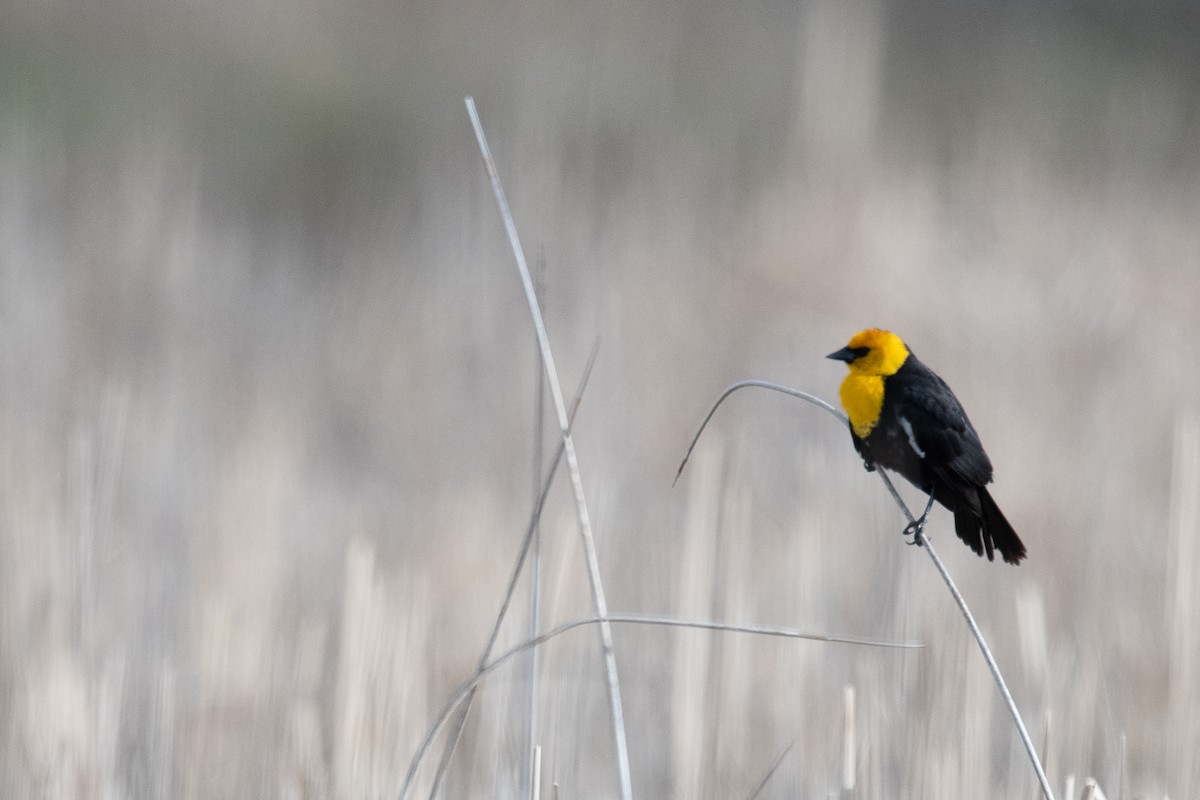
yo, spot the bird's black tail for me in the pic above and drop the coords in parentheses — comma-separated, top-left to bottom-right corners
(952, 488, 1026, 565)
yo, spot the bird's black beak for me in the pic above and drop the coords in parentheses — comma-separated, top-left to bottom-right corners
(827, 346, 868, 363)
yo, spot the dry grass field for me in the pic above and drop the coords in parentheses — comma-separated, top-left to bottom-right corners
(1, 1, 1198, 797)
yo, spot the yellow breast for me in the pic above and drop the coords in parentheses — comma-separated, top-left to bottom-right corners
(840, 374, 885, 438)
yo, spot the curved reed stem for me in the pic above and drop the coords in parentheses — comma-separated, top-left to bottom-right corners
(402, 612, 921, 800)
(676, 379, 1055, 800)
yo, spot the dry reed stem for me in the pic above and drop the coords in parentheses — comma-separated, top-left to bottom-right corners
(531, 745, 542, 800)
(525, 265, 547, 800)
(843, 684, 856, 791)
(677, 379, 1056, 800)
(424, 343, 598, 798)
(464, 96, 633, 800)
(1040, 711, 1052, 800)
(746, 740, 794, 799)
(408, 611, 921, 795)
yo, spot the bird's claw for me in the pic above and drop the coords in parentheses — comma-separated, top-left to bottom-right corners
(902, 517, 927, 547)
(903, 491, 937, 547)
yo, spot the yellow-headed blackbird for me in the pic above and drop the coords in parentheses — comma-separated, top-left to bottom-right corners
(827, 328, 1026, 564)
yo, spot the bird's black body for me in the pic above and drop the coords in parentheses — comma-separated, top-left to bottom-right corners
(851, 352, 1026, 564)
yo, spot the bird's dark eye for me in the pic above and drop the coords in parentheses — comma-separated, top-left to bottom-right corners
(850, 347, 871, 359)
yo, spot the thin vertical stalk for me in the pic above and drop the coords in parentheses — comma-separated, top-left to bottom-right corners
(465, 96, 633, 800)
(419, 349, 597, 799)
(526, 258, 546, 800)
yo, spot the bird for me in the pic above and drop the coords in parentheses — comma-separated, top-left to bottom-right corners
(827, 328, 1026, 564)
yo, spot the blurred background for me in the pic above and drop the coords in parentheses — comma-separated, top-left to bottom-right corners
(1, 0, 1198, 797)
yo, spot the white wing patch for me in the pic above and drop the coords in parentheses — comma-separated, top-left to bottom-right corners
(899, 416, 926, 458)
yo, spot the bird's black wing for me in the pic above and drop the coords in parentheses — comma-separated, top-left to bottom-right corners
(889, 359, 994, 492)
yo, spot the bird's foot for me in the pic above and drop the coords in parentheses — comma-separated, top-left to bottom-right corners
(902, 491, 937, 547)
(902, 516, 927, 547)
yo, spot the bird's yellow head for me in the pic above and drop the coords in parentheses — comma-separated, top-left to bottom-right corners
(827, 328, 910, 376)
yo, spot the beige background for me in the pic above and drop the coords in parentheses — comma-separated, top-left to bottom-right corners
(1, 1, 1197, 797)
